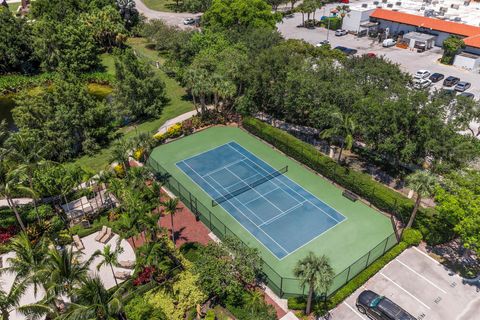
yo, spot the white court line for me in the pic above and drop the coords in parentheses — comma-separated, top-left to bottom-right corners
(343, 302, 368, 320)
(243, 187, 281, 206)
(204, 158, 247, 178)
(180, 159, 291, 256)
(258, 201, 306, 227)
(395, 259, 447, 294)
(225, 166, 289, 214)
(380, 273, 431, 310)
(232, 146, 342, 224)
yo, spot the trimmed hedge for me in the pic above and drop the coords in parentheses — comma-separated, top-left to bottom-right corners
(242, 117, 450, 244)
(326, 241, 409, 309)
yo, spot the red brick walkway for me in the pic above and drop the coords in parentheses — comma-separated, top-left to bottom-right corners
(127, 196, 287, 319)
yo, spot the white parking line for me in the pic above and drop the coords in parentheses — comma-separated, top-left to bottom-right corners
(380, 273, 431, 310)
(412, 246, 441, 265)
(343, 302, 368, 320)
(395, 259, 447, 294)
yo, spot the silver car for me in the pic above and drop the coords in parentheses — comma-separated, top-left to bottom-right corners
(454, 81, 471, 92)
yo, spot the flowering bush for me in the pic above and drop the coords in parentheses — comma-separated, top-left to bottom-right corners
(153, 132, 167, 143)
(181, 119, 194, 136)
(113, 163, 125, 177)
(133, 148, 144, 161)
(0, 226, 16, 244)
(167, 123, 182, 138)
(133, 266, 156, 286)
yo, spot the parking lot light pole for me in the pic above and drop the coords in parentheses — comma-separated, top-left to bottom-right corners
(326, 18, 331, 41)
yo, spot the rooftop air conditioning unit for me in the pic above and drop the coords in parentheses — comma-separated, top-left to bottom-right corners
(451, 4, 460, 9)
(453, 17, 461, 21)
(362, 3, 368, 7)
(382, 0, 387, 3)
(373, 0, 379, 3)
(396, 2, 402, 6)
(387, 3, 393, 7)
(464, 1, 470, 6)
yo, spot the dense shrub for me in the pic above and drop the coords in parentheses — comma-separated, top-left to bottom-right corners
(0, 226, 17, 244)
(180, 242, 204, 263)
(242, 117, 449, 244)
(204, 309, 215, 320)
(402, 228, 423, 246)
(287, 296, 307, 311)
(326, 242, 408, 309)
(125, 294, 167, 320)
(226, 291, 277, 320)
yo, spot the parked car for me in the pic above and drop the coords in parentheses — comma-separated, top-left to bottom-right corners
(429, 72, 444, 83)
(443, 76, 460, 87)
(454, 81, 471, 92)
(183, 17, 195, 25)
(334, 46, 357, 55)
(356, 290, 416, 320)
(414, 70, 431, 79)
(413, 78, 432, 89)
(459, 92, 475, 99)
(316, 40, 330, 47)
(335, 29, 348, 36)
(440, 88, 457, 98)
(382, 39, 396, 47)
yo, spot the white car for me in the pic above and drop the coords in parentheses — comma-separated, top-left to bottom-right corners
(316, 40, 330, 47)
(183, 18, 195, 25)
(414, 70, 431, 79)
(382, 39, 396, 47)
(413, 78, 432, 89)
(335, 29, 348, 36)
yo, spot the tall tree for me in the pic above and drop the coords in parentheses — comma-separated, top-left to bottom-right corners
(109, 138, 133, 173)
(6, 132, 47, 219)
(0, 277, 29, 320)
(320, 112, 357, 161)
(161, 198, 180, 244)
(60, 276, 127, 320)
(0, 162, 26, 231)
(405, 171, 438, 229)
(113, 50, 168, 121)
(0, 6, 36, 74)
(95, 243, 124, 288)
(293, 252, 334, 314)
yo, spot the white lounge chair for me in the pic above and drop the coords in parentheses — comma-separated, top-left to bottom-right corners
(118, 260, 135, 269)
(114, 271, 131, 280)
(99, 227, 112, 244)
(72, 235, 84, 251)
(95, 226, 107, 242)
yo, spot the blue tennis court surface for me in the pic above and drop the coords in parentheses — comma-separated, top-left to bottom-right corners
(176, 142, 346, 259)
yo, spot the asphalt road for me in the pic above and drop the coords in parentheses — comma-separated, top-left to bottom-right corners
(330, 247, 480, 320)
(134, 0, 199, 29)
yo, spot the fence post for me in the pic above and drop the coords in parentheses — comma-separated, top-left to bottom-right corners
(383, 237, 389, 253)
(366, 251, 371, 267)
(346, 265, 351, 282)
(280, 278, 283, 298)
(209, 211, 212, 229)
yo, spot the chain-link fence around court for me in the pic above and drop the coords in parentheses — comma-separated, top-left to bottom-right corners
(147, 156, 398, 298)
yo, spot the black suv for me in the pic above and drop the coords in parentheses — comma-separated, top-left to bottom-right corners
(429, 72, 444, 83)
(443, 76, 460, 87)
(334, 46, 358, 56)
(356, 290, 416, 320)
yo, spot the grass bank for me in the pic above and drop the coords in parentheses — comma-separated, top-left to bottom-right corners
(72, 38, 194, 172)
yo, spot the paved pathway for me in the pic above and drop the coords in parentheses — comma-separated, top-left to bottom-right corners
(0, 198, 33, 208)
(134, 0, 199, 28)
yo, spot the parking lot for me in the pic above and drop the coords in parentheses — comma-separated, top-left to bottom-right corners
(277, 11, 480, 99)
(329, 247, 480, 319)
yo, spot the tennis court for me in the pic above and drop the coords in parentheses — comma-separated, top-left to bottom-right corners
(177, 142, 346, 259)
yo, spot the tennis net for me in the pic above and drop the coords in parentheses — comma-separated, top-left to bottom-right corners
(212, 166, 288, 207)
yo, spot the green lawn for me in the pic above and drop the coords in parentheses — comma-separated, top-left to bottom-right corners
(150, 127, 396, 296)
(142, 0, 184, 12)
(73, 38, 194, 172)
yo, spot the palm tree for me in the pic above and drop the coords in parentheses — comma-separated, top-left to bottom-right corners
(0, 162, 27, 232)
(0, 278, 29, 320)
(405, 171, 438, 229)
(184, 67, 212, 114)
(161, 198, 180, 244)
(3, 233, 48, 294)
(39, 247, 94, 299)
(244, 290, 265, 315)
(6, 133, 47, 220)
(94, 242, 124, 288)
(59, 276, 127, 320)
(293, 252, 335, 315)
(132, 132, 156, 163)
(109, 138, 132, 173)
(320, 112, 357, 162)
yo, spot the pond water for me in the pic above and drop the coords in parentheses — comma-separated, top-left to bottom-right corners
(0, 84, 112, 130)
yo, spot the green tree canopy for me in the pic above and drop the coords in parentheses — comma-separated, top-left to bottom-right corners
(202, 0, 281, 32)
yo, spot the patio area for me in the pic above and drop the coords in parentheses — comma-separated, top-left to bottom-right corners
(0, 232, 135, 320)
(74, 231, 136, 289)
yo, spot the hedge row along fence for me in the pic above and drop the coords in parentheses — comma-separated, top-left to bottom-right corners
(242, 117, 451, 245)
